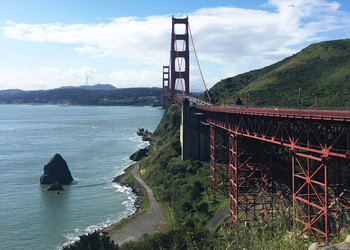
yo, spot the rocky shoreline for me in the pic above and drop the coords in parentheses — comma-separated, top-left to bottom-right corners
(111, 164, 144, 213)
(110, 128, 152, 213)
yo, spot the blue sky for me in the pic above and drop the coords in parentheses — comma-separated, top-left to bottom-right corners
(0, 0, 350, 90)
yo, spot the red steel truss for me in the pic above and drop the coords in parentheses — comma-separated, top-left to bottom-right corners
(228, 133, 279, 227)
(210, 125, 229, 196)
(203, 109, 350, 243)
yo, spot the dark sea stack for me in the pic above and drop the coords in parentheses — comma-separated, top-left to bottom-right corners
(136, 128, 152, 141)
(40, 154, 74, 185)
(46, 182, 64, 191)
(129, 146, 149, 161)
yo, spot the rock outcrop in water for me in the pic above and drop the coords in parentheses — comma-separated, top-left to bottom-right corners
(129, 146, 149, 161)
(40, 154, 74, 185)
(136, 128, 152, 141)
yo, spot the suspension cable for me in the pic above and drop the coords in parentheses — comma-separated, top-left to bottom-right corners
(188, 21, 211, 102)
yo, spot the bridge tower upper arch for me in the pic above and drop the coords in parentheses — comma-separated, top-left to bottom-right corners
(170, 16, 190, 98)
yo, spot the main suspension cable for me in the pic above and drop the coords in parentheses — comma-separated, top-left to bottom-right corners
(188, 21, 211, 102)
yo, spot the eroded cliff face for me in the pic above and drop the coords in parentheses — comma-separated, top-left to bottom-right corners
(40, 153, 74, 185)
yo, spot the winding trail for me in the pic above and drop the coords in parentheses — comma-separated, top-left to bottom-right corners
(204, 204, 229, 231)
(109, 164, 168, 245)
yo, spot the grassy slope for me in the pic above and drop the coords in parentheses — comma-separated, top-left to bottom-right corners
(118, 105, 313, 249)
(139, 105, 223, 228)
(206, 39, 350, 109)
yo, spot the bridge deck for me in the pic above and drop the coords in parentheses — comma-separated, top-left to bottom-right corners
(196, 106, 350, 122)
(164, 92, 350, 122)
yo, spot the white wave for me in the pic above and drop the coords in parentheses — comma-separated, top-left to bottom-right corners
(61, 233, 80, 249)
(62, 210, 135, 249)
(129, 135, 142, 143)
(110, 182, 132, 194)
(113, 160, 133, 174)
(137, 141, 149, 149)
(70, 179, 79, 185)
(122, 193, 136, 211)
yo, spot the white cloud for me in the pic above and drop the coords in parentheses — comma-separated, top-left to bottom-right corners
(3, 16, 171, 65)
(0, 66, 98, 90)
(1, 0, 350, 90)
(74, 45, 102, 55)
(110, 69, 161, 88)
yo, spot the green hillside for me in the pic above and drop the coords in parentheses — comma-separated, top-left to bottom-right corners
(205, 39, 350, 109)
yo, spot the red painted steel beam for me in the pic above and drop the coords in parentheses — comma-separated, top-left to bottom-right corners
(203, 112, 350, 159)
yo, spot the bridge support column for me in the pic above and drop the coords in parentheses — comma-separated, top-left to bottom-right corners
(229, 136, 277, 227)
(162, 66, 170, 109)
(209, 126, 229, 197)
(162, 96, 171, 109)
(181, 98, 210, 161)
(229, 133, 238, 224)
(292, 151, 330, 243)
(210, 125, 215, 195)
(170, 16, 189, 98)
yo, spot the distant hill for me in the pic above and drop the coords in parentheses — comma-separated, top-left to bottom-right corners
(0, 86, 162, 106)
(0, 89, 24, 96)
(58, 84, 117, 91)
(204, 39, 350, 109)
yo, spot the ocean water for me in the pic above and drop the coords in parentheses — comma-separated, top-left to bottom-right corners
(0, 105, 164, 250)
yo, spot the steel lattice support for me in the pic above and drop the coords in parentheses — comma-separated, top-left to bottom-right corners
(204, 110, 350, 242)
(291, 150, 329, 242)
(210, 125, 229, 197)
(229, 133, 238, 225)
(229, 134, 277, 227)
(210, 125, 216, 195)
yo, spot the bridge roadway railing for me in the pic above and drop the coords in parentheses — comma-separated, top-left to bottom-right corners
(163, 93, 350, 158)
(195, 105, 350, 122)
(164, 90, 350, 122)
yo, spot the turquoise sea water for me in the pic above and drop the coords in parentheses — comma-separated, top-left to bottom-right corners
(0, 105, 164, 250)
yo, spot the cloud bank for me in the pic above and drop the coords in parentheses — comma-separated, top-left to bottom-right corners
(1, 0, 350, 90)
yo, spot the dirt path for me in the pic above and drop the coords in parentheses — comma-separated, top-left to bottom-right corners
(204, 204, 230, 231)
(109, 164, 168, 246)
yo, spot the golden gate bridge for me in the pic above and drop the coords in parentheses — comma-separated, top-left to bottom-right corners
(162, 16, 350, 244)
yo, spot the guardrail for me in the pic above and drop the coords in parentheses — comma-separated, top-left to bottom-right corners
(196, 106, 350, 122)
(163, 91, 350, 122)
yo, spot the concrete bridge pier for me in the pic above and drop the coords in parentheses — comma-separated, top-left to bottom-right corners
(162, 96, 171, 109)
(181, 98, 210, 161)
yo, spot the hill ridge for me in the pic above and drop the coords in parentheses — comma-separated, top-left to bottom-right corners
(206, 38, 350, 109)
